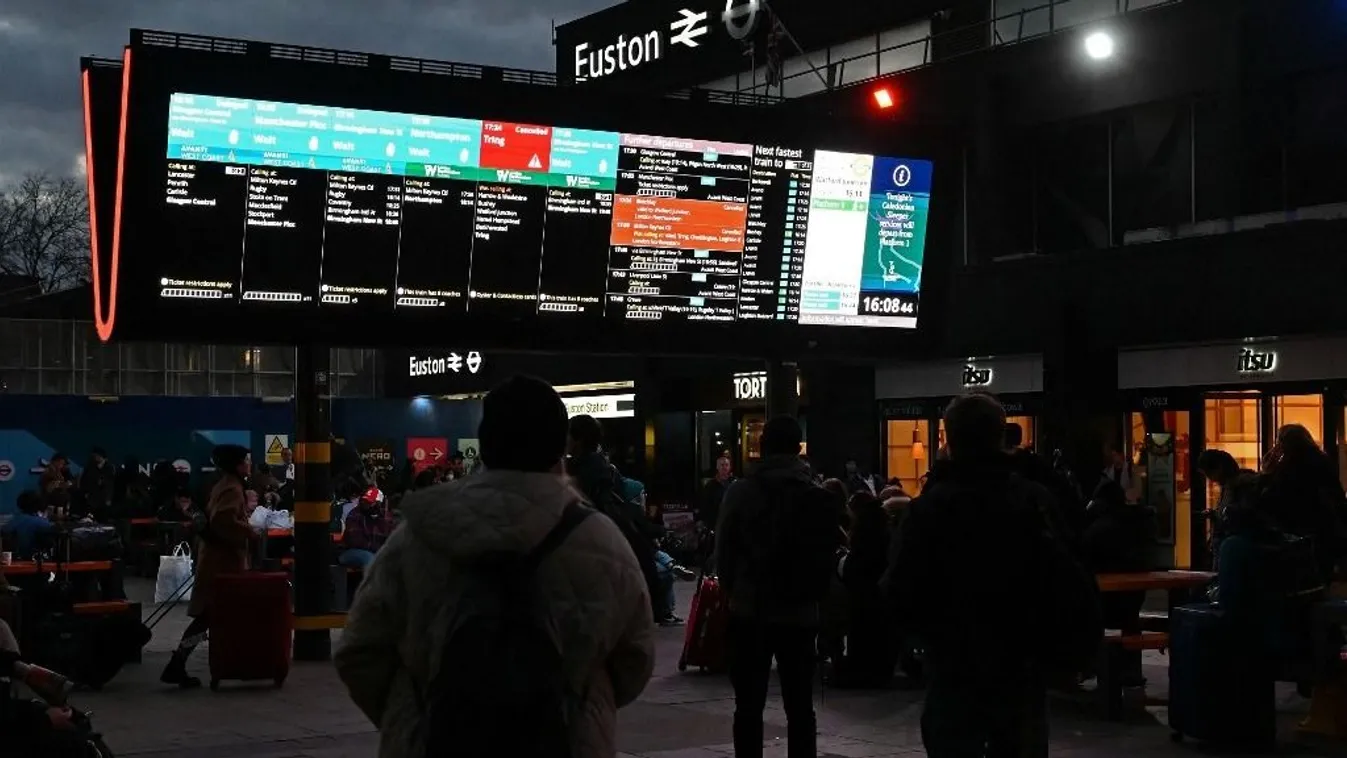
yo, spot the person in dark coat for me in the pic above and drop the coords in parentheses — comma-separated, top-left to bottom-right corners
(78, 447, 116, 520)
(698, 455, 736, 532)
(160, 444, 257, 688)
(1260, 424, 1347, 583)
(1081, 480, 1157, 627)
(885, 394, 1071, 758)
(833, 491, 896, 688)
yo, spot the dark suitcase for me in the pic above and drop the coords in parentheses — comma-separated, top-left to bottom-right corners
(28, 613, 135, 690)
(208, 572, 291, 690)
(1168, 603, 1276, 747)
(678, 575, 729, 672)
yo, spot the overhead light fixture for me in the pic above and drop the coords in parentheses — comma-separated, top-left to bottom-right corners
(872, 86, 896, 110)
(1084, 31, 1115, 61)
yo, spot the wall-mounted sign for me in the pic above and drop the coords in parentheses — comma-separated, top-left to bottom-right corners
(409, 351, 484, 377)
(1236, 347, 1277, 374)
(732, 371, 769, 401)
(961, 364, 994, 388)
(564, 393, 637, 419)
(357, 438, 396, 477)
(572, 0, 762, 82)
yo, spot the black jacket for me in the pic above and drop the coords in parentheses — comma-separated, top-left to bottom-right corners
(884, 458, 1061, 676)
(1008, 448, 1084, 546)
(1081, 502, 1157, 574)
(714, 455, 836, 626)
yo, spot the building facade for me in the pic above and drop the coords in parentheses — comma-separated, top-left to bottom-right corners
(556, 0, 1347, 567)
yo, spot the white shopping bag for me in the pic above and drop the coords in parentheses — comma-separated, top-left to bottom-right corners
(249, 505, 274, 530)
(265, 509, 294, 530)
(155, 542, 194, 604)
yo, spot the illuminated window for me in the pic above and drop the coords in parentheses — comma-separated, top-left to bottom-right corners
(885, 419, 930, 495)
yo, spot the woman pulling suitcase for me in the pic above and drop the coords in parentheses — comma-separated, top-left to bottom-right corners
(160, 444, 257, 689)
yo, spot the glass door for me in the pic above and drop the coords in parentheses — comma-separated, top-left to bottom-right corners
(739, 412, 766, 467)
(885, 419, 931, 495)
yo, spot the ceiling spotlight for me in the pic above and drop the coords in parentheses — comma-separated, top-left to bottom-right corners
(1084, 31, 1115, 60)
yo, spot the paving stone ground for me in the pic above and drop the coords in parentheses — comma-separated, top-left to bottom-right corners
(45, 580, 1343, 757)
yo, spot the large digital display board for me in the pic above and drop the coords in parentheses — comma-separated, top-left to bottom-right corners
(153, 93, 932, 328)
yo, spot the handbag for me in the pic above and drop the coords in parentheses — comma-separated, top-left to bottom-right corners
(154, 543, 194, 604)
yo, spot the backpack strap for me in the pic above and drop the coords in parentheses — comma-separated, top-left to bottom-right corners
(525, 502, 593, 570)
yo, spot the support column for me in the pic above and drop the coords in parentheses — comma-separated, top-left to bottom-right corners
(765, 361, 799, 420)
(293, 345, 334, 662)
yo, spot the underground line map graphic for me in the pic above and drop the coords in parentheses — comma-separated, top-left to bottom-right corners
(860, 156, 931, 295)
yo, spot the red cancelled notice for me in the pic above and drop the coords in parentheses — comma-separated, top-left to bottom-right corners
(479, 121, 552, 172)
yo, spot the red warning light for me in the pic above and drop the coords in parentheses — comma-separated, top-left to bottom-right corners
(872, 87, 896, 110)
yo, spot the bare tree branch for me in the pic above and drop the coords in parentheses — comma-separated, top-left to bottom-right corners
(0, 172, 92, 293)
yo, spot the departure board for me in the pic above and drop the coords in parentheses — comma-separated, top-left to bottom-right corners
(156, 93, 932, 328)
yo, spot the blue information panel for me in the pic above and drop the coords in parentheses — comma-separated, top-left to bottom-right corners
(152, 93, 933, 329)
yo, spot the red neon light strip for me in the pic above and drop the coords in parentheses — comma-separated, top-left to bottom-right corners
(88, 47, 131, 343)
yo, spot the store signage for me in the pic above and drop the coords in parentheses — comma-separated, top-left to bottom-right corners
(564, 393, 637, 419)
(572, 0, 762, 82)
(1236, 348, 1277, 374)
(733, 371, 769, 401)
(408, 351, 483, 377)
(961, 364, 994, 388)
(1141, 396, 1169, 409)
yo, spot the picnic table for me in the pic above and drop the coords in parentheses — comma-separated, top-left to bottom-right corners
(1, 560, 115, 576)
(1092, 570, 1215, 720)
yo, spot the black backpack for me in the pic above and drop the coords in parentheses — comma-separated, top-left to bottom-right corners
(422, 503, 592, 758)
(750, 476, 839, 607)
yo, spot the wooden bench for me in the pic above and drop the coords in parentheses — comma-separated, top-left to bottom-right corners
(1097, 631, 1170, 719)
(1105, 630, 1169, 651)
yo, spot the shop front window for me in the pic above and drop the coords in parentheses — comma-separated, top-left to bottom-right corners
(1203, 394, 1262, 506)
(1272, 394, 1324, 450)
(1006, 415, 1035, 450)
(885, 419, 931, 495)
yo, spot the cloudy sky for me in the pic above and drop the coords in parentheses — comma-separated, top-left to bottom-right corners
(0, 0, 612, 186)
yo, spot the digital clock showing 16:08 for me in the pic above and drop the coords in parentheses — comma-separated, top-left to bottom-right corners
(860, 294, 917, 316)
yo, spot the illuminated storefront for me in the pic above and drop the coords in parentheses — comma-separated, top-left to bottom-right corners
(876, 355, 1043, 494)
(1118, 336, 1347, 569)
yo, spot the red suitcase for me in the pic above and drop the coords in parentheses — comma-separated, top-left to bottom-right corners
(208, 572, 292, 690)
(678, 575, 729, 673)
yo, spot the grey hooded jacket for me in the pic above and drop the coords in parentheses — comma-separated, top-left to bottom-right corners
(334, 470, 656, 758)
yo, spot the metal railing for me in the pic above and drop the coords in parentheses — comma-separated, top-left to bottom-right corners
(722, 0, 1181, 99)
(0, 318, 380, 398)
(130, 28, 775, 106)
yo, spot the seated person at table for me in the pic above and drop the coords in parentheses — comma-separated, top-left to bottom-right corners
(1217, 501, 1318, 664)
(1, 491, 57, 561)
(1, 618, 89, 758)
(340, 487, 394, 570)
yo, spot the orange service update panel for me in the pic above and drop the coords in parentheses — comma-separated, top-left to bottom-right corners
(610, 195, 747, 252)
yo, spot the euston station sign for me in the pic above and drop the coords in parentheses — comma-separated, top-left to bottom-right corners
(409, 351, 484, 377)
(572, 0, 762, 82)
